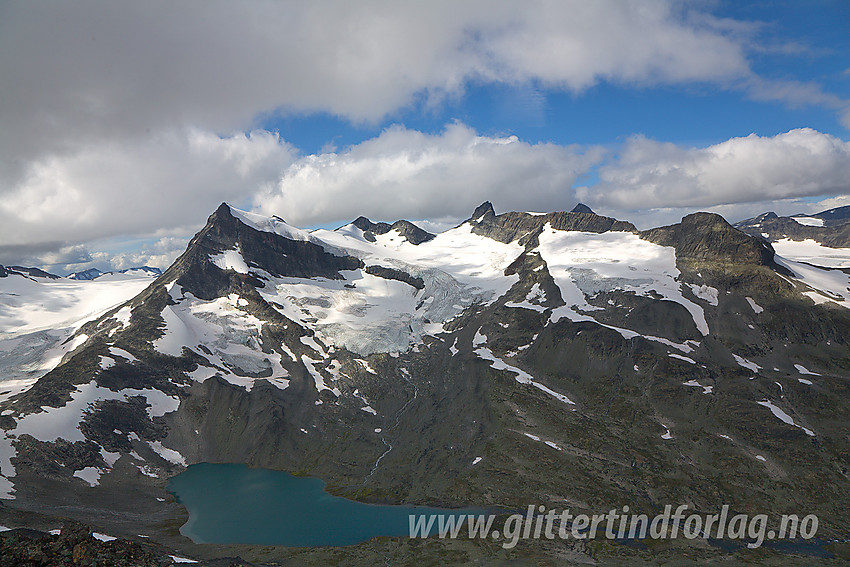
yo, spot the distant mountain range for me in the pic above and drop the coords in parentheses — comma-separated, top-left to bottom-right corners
(1, 202, 849, 564)
(735, 205, 850, 268)
(67, 266, 163, 280)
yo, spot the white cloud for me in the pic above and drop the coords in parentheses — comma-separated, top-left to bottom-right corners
(583, 128, 850, 213)
(253, 123, 603, 225)
(2, 1, 847, 265)
(0, 0, 783, 188)
(89, 236, 190, 273)
(0, 129, 296, 246)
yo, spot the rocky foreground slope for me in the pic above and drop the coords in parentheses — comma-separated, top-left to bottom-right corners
(1, 202, 850, 564)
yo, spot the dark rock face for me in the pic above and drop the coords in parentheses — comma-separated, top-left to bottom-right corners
(0, 522, 171, 566)
(364, 265, 425, 289)
(570, 203, 595, 214)
(642, 212, 778, 266)
(468, 205, 636, 245)
(349, 216, 435, 245)
(163, 203, 363, 301)
(469, 201, 496, 221)
(389, 220, 435, 245)
(1, 266, 61, 279)
(67, 268, 103, 281)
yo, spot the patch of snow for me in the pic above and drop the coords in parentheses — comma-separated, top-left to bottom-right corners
(506, 283, 548, 311)
(12, 381, 179, 443)
(682, 379, 713, 394)
(775, 256, 850, 305)
(732, 354, 761, 373)
(300, 335, 327, 357)
(794, 364, 820, 376)
(504, 300, 546, 312)
(669, 353, 696, 364)
(755, 455, 767, 462)
(108, 346, 137, 362)
(169, 555, 199, 564)
(538, 225, 709, 336)
(790, 217, 825, 227)
(472, 328, 487, 346)
(100, 447, 120, 467)
(209, 245, 250, 274)
(92, 532, 116, 542)
(757, 400, 815, 436)
(688, 284, 719, 306)
(147, 441, 186, 466)
(355, 359, 377, 374)
(302, 356, 341, 397)
(773, 239, 850, 268)
(73, 467, 102, 487)
(138, 465, 158, 479)
(475, 347, 575, 406)
(155, 292, 289, 391)
(745, 297, 764, 314)
(798, 378, 813, 385)
(472, 457, 482, 465)
(661, 425, 672, 440)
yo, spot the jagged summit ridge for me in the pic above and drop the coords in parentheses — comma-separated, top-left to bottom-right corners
(570, 203, 595, 214)
(347, 215, 435, 245)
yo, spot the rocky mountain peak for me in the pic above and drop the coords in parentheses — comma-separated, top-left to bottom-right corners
(468, 203, 636, 245)
(469, 201, 496, 221)
(570, 203, 595, 214)
(158, 203, 362, 300)
(641, 212, 778, 267)
(347, 216, 434, 245)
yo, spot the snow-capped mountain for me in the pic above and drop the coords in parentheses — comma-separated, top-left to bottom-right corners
(67, 268, 105, 280)
(67, 266, 163, 280)
(735, 205, 850, 268)
(1, 202, 850, 561)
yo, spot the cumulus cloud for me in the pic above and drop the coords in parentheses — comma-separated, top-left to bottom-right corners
(0, 0, 800, 188)
(0, 129, 295, 246)
(253, 123, 603, 225)
(582, 128, 850, 212)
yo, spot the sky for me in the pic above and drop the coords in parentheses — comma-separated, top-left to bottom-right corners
(0, 0, 848, 274)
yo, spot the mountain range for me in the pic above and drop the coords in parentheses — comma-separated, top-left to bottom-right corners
(735, 205, 850, 268)
(1, 202, 849, 565)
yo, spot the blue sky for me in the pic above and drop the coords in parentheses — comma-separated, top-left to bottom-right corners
(0, 1, 848, 273)
(264, 1, 850, 152)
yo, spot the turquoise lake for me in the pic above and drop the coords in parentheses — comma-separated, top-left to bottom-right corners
(166, 462, 486, 546)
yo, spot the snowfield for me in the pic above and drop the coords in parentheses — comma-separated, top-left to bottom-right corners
(772, 239, 850, 268)
(535, 224, 710, 348)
